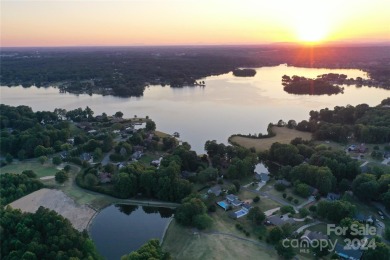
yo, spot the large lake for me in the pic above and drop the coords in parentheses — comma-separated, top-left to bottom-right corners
(1, 64, 388, 153)
(89, 204, 173, 260)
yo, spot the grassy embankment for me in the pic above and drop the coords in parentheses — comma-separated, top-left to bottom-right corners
(229, 126, 312, 152)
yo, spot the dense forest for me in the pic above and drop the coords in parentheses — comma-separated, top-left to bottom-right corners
(0, 206, 102, 260)
(294, 98, 390, 143)
(1, 45, 389, 97)
(0, 172, 44, 206)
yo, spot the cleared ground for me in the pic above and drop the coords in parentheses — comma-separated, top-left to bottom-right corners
(8, 188, 96, 231)
(230, 126, 312, 152)
(162, 220, 277, 260)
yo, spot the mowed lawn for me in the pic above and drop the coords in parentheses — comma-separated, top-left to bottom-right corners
(230, 126, 312, 152)
(162, 220, 278, 260)
(0, 161, 58, 178)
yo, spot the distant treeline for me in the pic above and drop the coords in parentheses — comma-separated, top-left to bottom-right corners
(1, 45, 389, 97)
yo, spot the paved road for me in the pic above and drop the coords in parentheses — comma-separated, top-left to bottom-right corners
(294, 221, 322, 234)
(242, 187, 293, 207)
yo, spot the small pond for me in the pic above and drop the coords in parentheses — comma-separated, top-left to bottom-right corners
(89, 204, 174, 260)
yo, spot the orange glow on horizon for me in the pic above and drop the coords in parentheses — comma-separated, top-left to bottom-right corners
(0, 0, 389, 47)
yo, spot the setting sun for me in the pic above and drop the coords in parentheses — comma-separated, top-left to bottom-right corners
(293, 4, 330, 43)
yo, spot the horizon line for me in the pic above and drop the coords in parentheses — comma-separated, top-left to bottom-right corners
(1, 41, 390, 49)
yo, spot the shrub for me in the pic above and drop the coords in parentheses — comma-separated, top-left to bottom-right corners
(309, 205, 317, 212)
(52, 156, 62, 165)
(22, 170, 37, 178)
(55, 170, 69, 184)
(253, 196, 260, 203)
(299, 208, 310, 218)
(282, 193, 287, 199)
(293, 199, 299, 204)
(287, 196, 293, 202)
(208, 205, 216, 213)
(275, 183, 286, 191)
(280, 206, 295, 215)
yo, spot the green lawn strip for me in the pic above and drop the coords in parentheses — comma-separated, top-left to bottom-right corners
(1, 160, 58, 178)
(267, 186, 304, 205)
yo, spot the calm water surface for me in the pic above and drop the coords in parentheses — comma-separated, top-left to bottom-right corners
(1, 65, 388, 153)
(89, 204, 173, 260)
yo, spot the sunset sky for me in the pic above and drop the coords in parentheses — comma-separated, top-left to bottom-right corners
(1, 0, 389, 47)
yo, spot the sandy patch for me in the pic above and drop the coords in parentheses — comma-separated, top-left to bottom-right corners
(8, 188, 96, 231)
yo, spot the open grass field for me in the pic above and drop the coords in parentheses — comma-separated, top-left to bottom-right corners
(154, 130, 171, 138)
(0, 160, 58, 178)
(43, 165, 116, 210)
(162, 220, 277, 260)
(230, 126, 312, 152)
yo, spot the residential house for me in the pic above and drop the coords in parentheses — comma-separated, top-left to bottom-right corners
(60, 151, 68, 159)
(226, 194, 242, 207)
(117, 162, 127, 169)
(334, 243, 362, 260)
(327, 192, 341, 201)
(276, 179, 291, 187)
(119, 147, 128, 157)
(132, 151, 143, 160)
(300, 230, 328, 245)
(255, 172, 270, 183)
(208, 185, 222, 196)
(308, 186, 319, 196)
(80, 153, 93, 162)
(241, 203, 252, 213)
(266, 215, 295, 226)
(98, 172, 112, 184)
(354, 213, 368, 223)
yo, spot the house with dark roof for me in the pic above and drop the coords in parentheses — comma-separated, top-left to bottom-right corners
(132, 151, 143, 160)
(255, 172, 270, 183)
(334, 243, 362, 260)
(80, 153, 93, 162)
(266, 215, 295, 226)
(327, 192, 341, 201)
(354, 213, 368, 223)
(300, 230, 328, 245)
(208, 185, 222, 196)
(226, 194, 242, 207)
(276, 179, 291, 187)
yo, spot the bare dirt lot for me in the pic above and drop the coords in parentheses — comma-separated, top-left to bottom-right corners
(8, 188, 96, 231)
(230, 126, 312, 152)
